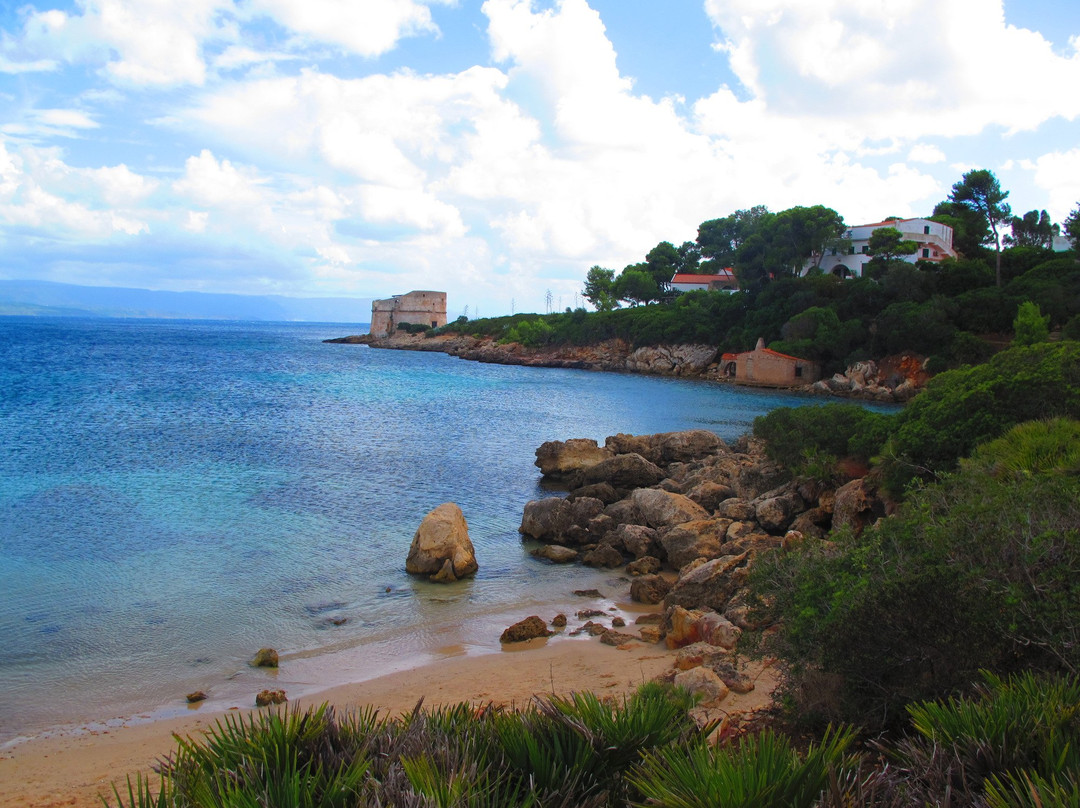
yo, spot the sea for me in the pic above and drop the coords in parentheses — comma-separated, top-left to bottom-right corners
(0, 317, 843, 742)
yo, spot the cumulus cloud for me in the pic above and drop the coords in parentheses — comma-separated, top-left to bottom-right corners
(0, 140, 149, 236)
(1025, 148, 1080, 220)
(702, 0, 1080, 140)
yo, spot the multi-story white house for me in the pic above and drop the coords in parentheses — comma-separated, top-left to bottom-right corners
(811, 217, 957, 278)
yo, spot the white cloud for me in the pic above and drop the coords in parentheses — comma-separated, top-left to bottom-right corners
(250, 0, 451, 58)
(0, 140, 150, 236)
(1026, 148, 1080, 221)
(908, 144, 946, 164)
(702, 0, 1080, 140)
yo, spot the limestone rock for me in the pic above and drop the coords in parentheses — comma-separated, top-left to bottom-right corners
(630, 489, 709, 529)
(531, 544, 580, 563)
(552, 614, 567, 628)
(186, 690, 207, 703)
(605, 430, 725, 465)
(675, 641, 729, 670)
(626, 556, 661, 576)
(255, 689, 287, 707)
(686, 481, 735, 512)
(833, 478, 881, 536)
(581, 453, 665, 489)
(430, 559, 458, 583)
(500, 616, 553, 643)
(754, 492, 805, 534)
(715, 498, 756, 521)
(604, 498, 643, 526)
(661, 518, 732, 569)
(519, 498, 573, 541)
(582, 544, 624, 568)
(600, 630, 639, 646)
(567, 482, 620, 505)
(639, 625, 664, 644)
(611, 524, 660, 559)
(734, 462, 791, 500)
(534, 438, 613, 478)
(406, 503, 478, 581)
(630, 574, 672, 604)
(251, 648, 279, 668)
(665, 554, 748, 613)
(673, 667, 729, 706)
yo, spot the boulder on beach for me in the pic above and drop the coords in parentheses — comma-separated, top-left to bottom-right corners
(251, 647, 279, 668)
(186, 690, 208, 703)
(500, 615, 553, 643)
(406, 503, 478, 582)
(255, 689, 287, 707)
(535, 438, 613, 478)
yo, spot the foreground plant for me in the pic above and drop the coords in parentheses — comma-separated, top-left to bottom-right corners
(628, 725, 858, 808)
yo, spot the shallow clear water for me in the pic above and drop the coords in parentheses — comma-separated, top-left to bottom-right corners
(0, 317, 840, 738)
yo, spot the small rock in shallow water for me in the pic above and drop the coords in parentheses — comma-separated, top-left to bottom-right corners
(256, 689, 287, 707)
(551, 614, 567, 628)
(577, 608, 605, 619)
(251, 648, 279, 668)
(573, 589, 603, 597)
(186, 691, 207, 703)
(611, 616, 626, 627)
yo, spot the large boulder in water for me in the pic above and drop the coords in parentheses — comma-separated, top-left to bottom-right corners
(604, 430, 725, 465)
(406, 503, 478, 582)
(579, 453, 665, 489)
(535, 439, 613, 478)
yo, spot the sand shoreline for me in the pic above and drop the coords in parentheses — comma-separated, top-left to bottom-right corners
(0, 634, 778, 808)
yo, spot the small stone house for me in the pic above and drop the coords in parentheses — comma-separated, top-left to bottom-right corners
(734, 338, 821, 388)
(370, 291, 447, 338)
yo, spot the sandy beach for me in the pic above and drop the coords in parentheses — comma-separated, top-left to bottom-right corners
(0, 635, 777, 808)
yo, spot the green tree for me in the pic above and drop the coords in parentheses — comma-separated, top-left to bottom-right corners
(613, 268, 661, 306)
(1005, 209, 1059, 249)
(583, 266, 618, 312)
(1064, 203, 1080, 252)
(932, 200, 992, 259)
(696, 205, 770, 269)
(867, 226, 918, 263)
(1013, 301, 1050, 346)
(949, 169, 1012, 287)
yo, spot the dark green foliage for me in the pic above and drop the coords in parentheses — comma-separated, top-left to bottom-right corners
(105, 684, 706, 808)
(629, 726, 858, 808)
(949, 330, 996, 365)
(1064, 313, 1080, 341)
(887, 342, 1080, 477)
(931, 257, 995, 297)
(1012, 301, 1049, 346)
(871, 298, 956, 356)
(750, 420, 1080, 729)
(753, 404, 895, 470)
(397, 321, 431, 334)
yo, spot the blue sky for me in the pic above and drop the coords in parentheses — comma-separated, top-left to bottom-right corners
(2, 0, 1079, 316)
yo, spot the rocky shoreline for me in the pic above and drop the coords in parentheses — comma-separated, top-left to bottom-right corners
(500, 427, 887, 710)
(325, 331, 926, 402)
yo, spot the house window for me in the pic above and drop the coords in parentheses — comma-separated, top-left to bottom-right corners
(432, 321, 438, 328)
(924, 225, 931, 234)
(922, 249, 930, 258)
(848, 245, 855, 255)
(861, 245, 869, 254)
(794, 365, 803, 378)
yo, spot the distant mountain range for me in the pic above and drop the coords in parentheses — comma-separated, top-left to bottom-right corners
(0, 280, 373, 324)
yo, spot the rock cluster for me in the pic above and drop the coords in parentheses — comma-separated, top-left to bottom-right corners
(521, 429, 887, 645)
(805, 355, 926, 402)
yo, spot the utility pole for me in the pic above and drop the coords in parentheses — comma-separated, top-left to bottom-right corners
(545, 289, 553, 314)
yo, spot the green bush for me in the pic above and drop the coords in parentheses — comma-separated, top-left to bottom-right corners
(750, 419, 1080, 729)
(887, 341, 1080, 481)
(753, 403, 895, 472)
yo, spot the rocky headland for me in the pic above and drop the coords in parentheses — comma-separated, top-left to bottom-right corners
(325, 331, 926, 402)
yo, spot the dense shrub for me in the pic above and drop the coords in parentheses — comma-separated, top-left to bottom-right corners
(750, 419, 1080, 729)
(887, 341, 1080, 480)
(753, 404, 895, 471)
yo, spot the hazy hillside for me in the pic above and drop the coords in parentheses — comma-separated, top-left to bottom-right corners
(0, 280, 373, 324)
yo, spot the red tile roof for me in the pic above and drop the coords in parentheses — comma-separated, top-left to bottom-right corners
(670, 270, 736, 283)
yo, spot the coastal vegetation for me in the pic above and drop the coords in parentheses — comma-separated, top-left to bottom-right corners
(430, 170, 1077, 378)
(107, 671, 1080, 807)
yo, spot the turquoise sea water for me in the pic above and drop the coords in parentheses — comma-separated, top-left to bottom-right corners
(0, 317, 832, 739)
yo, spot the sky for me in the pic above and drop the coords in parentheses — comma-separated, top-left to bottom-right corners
(1, 0, 1079, 317)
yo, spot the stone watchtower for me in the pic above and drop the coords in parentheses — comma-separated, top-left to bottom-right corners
(370, 291, 447, 338)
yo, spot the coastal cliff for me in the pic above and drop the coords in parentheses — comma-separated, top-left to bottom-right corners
(325, 331, 926, 402)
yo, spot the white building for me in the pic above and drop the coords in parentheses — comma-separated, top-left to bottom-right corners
(810, 217, 957, 278)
